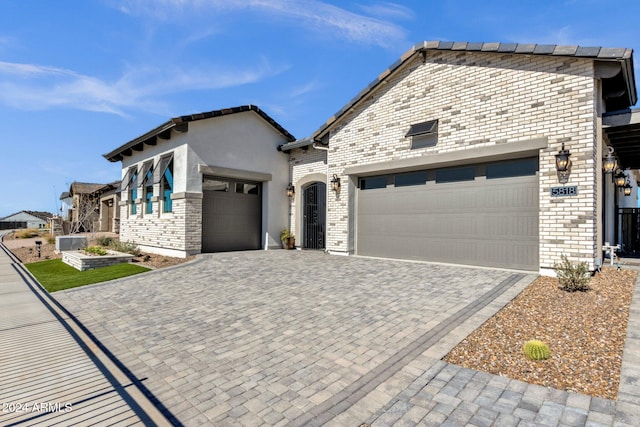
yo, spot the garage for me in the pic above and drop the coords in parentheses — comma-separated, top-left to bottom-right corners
(356, 157, 539, 270)
(202, 176, 262, 252)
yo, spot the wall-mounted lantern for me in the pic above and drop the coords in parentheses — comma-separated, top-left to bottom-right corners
(330, 174, 341, 193)
(286, 183, 295, 199)
(555, 143, 571, 173)
(603, 146, 617, 174)
(614, 170, 627, 188)
(623, 180, 633, 196)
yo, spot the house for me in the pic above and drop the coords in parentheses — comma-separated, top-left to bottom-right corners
(104, 41, 639, 274)
(0, 210, 53, 229)
(281, 41, 638, 273)
(103, 105, 295, 257)
(62, 181, 121, 233)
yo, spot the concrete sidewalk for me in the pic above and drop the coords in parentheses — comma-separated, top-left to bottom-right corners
(0, 233, 170, 426)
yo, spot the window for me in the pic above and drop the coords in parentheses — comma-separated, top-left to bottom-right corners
(161, 159, 173, 213)
(235, 182, 259, 195)
(486, 158, 538, 179)
(203, 177, 229, 191)
(395, 171, 427, 187)
(144, 165, 154, 214)
(121, 166, 138, 215)
(130, 173, 138, 214)
(360, 176, 388, 190)
(435, 166, 475, 183)
(406, 119, 438, 149)
(154, 153, 174, 213)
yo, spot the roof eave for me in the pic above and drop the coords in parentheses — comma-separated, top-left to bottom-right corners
(103, 119, 177, 163)
(311, 41, 638, 141)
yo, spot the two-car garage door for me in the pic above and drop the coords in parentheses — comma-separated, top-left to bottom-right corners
(356, 158, 539, 270)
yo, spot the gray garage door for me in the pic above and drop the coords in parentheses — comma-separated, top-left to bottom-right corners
(202, 177, 262, 252)
(356, 158, 539, 270)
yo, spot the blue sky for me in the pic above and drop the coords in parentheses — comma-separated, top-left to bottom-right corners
(1, 0, 639, 218)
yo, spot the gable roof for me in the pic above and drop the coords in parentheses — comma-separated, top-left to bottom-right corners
(304, 40, 636, 144)
(69, 182, 108, 195)
(1, 210, 53, 221)
(104, 105, 296, 163)
(66, 181, 120, 197)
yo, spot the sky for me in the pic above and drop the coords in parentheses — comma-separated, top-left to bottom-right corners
(1, 0, 639, 218)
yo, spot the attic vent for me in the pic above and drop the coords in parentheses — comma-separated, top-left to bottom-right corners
(406, 119, 438, 149)
(405, 119, 438, 137)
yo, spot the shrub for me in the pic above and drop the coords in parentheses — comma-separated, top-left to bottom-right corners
(523, 339, 550, 360)
(280, 228, 291, 241)
(109, 240, 141, 256)
(14, 228, 40, 238)
(84, 246, 108, 256)
(554, 254, 591, 292)
(47, 236, 56, 244)
(96, 236, 115, 247)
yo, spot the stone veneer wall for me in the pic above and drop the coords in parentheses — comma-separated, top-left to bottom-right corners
(119, 192, 203, 257)
(290, 148, 328, 239)
(324, 50, 597, 270)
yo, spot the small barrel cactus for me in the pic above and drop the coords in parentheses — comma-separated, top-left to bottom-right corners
(523, 339, 550, 360)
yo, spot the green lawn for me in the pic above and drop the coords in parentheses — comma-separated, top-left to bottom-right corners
(26, 259, 150, 292)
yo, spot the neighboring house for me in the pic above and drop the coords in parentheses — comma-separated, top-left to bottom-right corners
(103, 105, 295, 257)
(0, 210, 53, 229)
(282, 41, 638, 274)
(63, 181, 121, 233)
(97, 181, 121, 233)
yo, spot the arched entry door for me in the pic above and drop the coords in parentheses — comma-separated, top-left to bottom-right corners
(303, 182, 326, 249)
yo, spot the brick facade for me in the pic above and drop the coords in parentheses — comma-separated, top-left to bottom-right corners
(119, 193, 202, 257)
(292, 50, 600, 271)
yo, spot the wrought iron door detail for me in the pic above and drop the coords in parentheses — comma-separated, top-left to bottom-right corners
(303, 182, 326, 249)
(619, 208, 640, 256)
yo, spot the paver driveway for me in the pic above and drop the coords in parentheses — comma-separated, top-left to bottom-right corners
(54, 251, 533, 426)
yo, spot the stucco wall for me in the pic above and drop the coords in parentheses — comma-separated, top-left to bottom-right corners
(322, 50, 597, 270)
(118, 110, 290, 256)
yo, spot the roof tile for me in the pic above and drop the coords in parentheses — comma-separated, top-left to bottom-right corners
(515, 44, 536, 53)
(497, 43, 517, 52)
(552, 45, 578, 56)
(533, 44, 557, 54)
(575, 46, 601, 57)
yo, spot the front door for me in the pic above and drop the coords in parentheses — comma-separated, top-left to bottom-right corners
(303, 182, 326, 249)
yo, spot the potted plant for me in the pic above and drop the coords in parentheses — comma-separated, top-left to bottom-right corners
(280, 228, 295, 249)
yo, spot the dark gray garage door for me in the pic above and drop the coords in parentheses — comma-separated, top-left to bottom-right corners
(356, 158, 539, 270)
(202, 177, 261, 252)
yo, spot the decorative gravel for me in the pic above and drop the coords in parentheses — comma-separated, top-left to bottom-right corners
(444, 267, 637, 400)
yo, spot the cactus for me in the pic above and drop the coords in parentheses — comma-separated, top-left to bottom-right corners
(523, 339, 550, 360)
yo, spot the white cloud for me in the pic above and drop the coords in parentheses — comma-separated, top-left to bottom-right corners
(289, 80, 320, 98)
(115, 0, 408, 48)
(0, 58, 287, 116)
(356, 2, 414, 21)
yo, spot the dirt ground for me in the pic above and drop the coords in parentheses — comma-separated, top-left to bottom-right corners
(2, 231, 194, 269)
(445, 267, 637, 400)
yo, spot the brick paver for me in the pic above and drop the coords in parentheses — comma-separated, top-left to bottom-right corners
(51, 251, 640, 426)
(53, 251, 531, 425)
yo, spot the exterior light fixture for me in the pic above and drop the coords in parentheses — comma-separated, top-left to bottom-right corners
(603, 146, 617, 174)
(615, 170, 627, 188)
(286, 183, 295, 198)
(623, 180, 632, 196)
(330, 174, 341, 193)
(555, 143, 571, 173)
